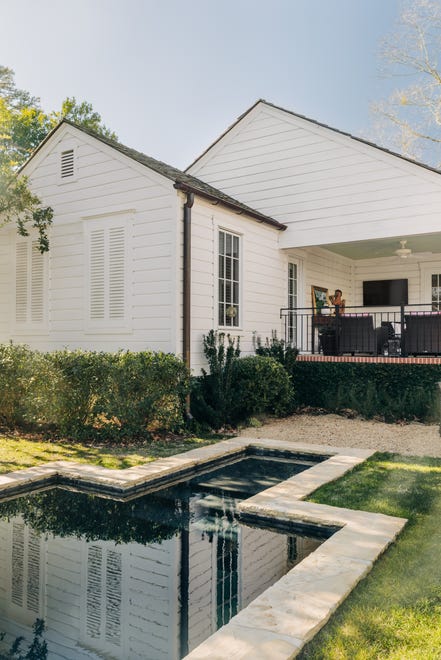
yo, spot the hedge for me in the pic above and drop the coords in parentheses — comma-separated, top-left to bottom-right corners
(0, 344, 190, 439)
(291, 361, 441, 422)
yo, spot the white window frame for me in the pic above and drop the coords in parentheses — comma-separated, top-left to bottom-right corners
(217, 228, 242, 329)
(419, 262, 441, 311)
(84, 214, 131, 333)
(14, 234, 48, 333)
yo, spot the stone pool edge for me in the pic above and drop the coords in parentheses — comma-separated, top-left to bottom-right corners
(184, 439, 407, 660)
(0, 438, 406, 659)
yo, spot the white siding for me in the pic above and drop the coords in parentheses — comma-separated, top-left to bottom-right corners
(0, 124, 179, 355)
(188, 196, 288, 371)
(188, 102, 441, 249)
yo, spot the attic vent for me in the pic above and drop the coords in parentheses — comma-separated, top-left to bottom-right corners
(61, 149, 74, 178)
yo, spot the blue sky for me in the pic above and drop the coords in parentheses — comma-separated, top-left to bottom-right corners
(1, 0, 402, 168)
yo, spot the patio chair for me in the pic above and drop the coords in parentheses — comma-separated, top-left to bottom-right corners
(404, 313, 441, 355)
(337, 315, 388, 356)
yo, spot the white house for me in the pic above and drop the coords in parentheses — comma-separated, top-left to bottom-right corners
(3, 100, 441, 366)
(0, 119, 289, 371)
(187, 100, 441, 354)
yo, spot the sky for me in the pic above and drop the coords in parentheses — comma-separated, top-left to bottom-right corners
(1, 0, 403, 168)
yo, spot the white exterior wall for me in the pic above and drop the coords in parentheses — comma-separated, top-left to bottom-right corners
(0, 124, 179, 355)
(188, 102, 441, 249)
(189, 197, 287, 371)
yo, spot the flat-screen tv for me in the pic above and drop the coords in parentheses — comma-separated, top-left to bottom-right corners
(363, 279, 408, 306)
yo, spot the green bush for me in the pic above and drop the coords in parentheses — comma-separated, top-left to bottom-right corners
(254, 332, 298, 372)
(0, 344, 59, 428)
(292, 362, 441, 422)
(0, 345, 190, 439)
(190, 330, 241, 429)
(230, 355, 294, 422)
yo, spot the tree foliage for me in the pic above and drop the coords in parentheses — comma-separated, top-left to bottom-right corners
(372, 0, 441, 167)
(0, 66, 116, 251)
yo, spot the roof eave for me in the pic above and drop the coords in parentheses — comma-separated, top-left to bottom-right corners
(173, 181, 286, 231)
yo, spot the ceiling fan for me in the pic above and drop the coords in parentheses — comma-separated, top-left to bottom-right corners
(395, 239, 412, 259)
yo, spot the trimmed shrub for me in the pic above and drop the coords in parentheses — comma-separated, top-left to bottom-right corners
(254, 332, 298, 372)
(292, 361, 441, 422)
(0, 343, 59, 428)
(0, 345, 190, 439)
(190, 330, 241, 429)
(230, 355, 294, 422)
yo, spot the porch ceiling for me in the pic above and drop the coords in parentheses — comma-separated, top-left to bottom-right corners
(323, 233, 441, 260)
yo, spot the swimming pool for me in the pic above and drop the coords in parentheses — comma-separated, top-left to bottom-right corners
(0, 449, 336, 659)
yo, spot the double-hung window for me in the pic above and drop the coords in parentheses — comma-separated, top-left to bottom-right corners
(218, 230, 240, 327)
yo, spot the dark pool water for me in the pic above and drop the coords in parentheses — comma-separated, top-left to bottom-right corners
(0, 452, 332, 659)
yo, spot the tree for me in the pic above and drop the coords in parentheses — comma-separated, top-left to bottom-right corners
(371, 0, 441, 167)
(0, 67, 116, 251)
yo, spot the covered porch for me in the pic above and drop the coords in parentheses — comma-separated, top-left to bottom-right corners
(282, 231, 441, 359)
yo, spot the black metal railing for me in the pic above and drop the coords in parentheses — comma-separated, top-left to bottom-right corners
(280, 303, 441, 357)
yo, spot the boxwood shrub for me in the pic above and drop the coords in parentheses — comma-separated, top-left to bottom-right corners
(291, 361, 441, 422)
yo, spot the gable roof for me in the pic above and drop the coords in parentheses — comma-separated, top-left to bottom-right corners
(186, 99, 441, 178)
(22, 118, 286, 231)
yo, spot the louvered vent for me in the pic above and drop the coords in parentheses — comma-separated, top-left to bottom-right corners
(61, 149, 74, 178)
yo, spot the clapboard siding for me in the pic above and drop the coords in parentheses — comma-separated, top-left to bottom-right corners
(188, 102, 441, 248)
(189, 197, 286, 371)
(0, 123, 179, 356)
(240, 526, 288, 609)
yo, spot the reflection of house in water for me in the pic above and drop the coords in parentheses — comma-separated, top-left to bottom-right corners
(0, 494, 321, 659)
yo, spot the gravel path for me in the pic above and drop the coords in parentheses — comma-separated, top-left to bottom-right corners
(239, 413, 441, 457)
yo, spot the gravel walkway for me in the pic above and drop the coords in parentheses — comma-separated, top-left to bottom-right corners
(239, 413, 441, 457)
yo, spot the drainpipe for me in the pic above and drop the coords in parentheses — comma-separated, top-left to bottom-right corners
(183, 193, 194, 415)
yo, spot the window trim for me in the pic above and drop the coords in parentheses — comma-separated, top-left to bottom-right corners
(217, 227, 242, 330)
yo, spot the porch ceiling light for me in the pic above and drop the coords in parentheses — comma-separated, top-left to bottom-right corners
(395, 240, 412, 259)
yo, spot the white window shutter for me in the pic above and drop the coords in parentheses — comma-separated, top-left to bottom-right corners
(11, 522, 25, 607)
(26, 529, 40, 613)
(15, 243, 28, 323)
(87, 545, 103, 639)
(108, 228, 125, 320)
(88, 224, 126, 324)
(105, 550, 122, 644)
(90, 229, 106, 320)
(31, 241, 44, 323)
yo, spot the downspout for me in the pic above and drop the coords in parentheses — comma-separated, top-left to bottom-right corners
(183, 192, 194, 415)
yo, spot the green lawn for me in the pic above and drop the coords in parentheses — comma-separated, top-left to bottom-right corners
(299, 453, 441, 659)
(0, 433, 216, 473)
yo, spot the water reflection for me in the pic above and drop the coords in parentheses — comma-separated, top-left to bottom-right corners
(0, 455, 325, 659)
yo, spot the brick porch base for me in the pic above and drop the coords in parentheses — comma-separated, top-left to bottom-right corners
(297, 354, 441, 365)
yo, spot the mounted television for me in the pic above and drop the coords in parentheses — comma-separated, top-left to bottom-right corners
(363, 279, 408, 306)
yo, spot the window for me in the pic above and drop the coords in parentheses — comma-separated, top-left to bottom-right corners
(432, 274, 441, 310)
(87, 224, 126, 326)
(15, 239, 46, 325)
(218, 230, 240, 327)
(287, 262, 298, 344)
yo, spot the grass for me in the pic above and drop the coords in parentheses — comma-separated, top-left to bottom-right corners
(299, 452, 441, 659)
(0, 432, 218, 473)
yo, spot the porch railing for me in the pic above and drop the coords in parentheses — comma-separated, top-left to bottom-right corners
(280, 303, 441, 357)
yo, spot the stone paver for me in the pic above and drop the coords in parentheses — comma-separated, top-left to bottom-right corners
(0, 438, 407, 659)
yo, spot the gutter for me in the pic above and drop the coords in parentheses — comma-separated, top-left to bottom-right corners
(183, 192, 194, 375)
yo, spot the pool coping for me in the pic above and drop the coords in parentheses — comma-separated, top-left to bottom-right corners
(0, 438, 406, 659)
